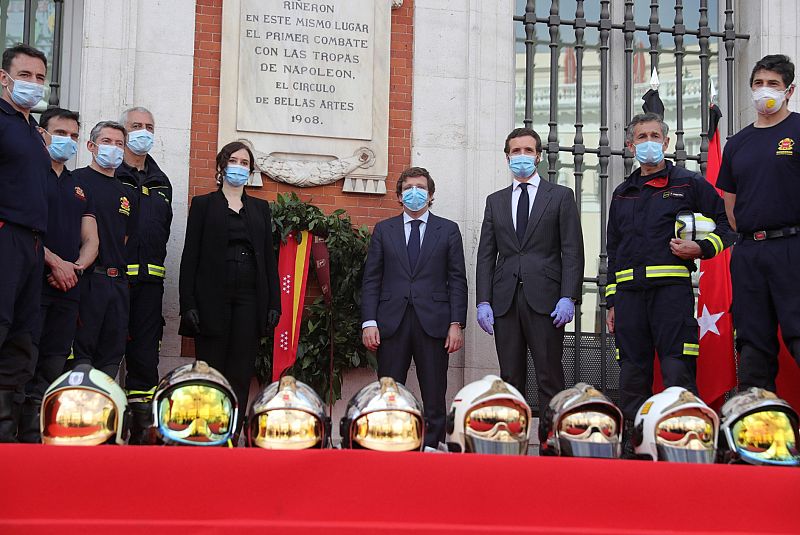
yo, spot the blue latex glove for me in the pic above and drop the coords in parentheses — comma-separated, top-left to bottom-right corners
(550, 297, 575, 328)
(477, 302, 495, 335)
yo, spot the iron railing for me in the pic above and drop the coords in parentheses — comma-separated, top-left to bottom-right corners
(514, 0, 749, 410)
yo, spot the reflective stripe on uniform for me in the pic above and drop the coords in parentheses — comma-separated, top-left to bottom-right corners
(615, 269, 634, 283)
(615, 348, 620, 361)
(705, 232, 723, 256)
(683, 342, 700, 356)
(645, 265, 691, 278)
(126, 386, 157, 400)
(127, 264, 165, 277)
(147, 264, 166, 277)
(605, 283, 617, 297)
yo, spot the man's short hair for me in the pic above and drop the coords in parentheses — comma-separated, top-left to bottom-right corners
(2, 43, 47, 72)
(39, 107, 80, 131)
(119, 106, 154, 127)
(625, 113, 669, 144)
(396, 166, 436, 198)
(750, 54, 795, 87)
(89, 121, 127, 144)
(504, 127, 542, 154)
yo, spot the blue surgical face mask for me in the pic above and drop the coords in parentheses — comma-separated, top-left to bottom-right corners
(3, 74, 45, 109)
(224, 164, 250, 187)
(401, 186, 428, 212)
(48, 135, 78, 162)
(127, 129, 154, 155)
(508, 155, 538, 179)
(634, 140, 665, 165)
(95, 143, 124, 169)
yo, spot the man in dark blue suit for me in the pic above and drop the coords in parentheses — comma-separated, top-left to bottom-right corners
(361, 167, 468, 447)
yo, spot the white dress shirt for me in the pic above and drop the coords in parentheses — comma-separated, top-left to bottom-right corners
(511, 173, 540, 228)
(403, 209, 429, 245)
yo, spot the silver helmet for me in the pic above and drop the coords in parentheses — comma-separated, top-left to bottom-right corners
(543, 383, 623, 458)
(340, 377, 424, 451)
(447, 375, 531, 455)
(247, 376, 330, 449)
(153, 360, 238, 446)
(634, 387, 718, 463)
(41, 364, 129, 446)
(720, 388, 800, 466)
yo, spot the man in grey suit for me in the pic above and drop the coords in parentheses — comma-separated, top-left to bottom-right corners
(476, 127, 584, 433)
(361, 167, 468, 448)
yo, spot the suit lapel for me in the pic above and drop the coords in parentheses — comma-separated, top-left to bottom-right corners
(521, 179, 552, 247)
(497, 186, 517, 247)
(414, 213, 441, 275)
(240, 191, 261, 248)
(387, 215, 412, 276)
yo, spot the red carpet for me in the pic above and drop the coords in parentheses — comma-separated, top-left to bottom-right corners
(1, 444, 798, 534)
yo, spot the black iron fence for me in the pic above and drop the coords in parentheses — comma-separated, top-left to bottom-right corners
(515, 0, 748, 410)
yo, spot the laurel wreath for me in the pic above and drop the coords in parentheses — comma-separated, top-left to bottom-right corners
(256, 192, 376, 403)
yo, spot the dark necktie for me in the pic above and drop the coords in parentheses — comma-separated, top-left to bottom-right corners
(408, 219, 422, 269)
(516, 182, 530, 244)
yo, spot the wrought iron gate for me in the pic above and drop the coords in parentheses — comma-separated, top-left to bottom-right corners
(513, 0, 749, 412)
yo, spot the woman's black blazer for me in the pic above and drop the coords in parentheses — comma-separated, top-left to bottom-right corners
(179, 189, 280, 337)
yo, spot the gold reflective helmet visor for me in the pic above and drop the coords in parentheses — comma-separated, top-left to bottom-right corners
(41, 388, 118, 446)
(157, 384, 234, 446)
(556, 408, 621, 458)
(250, 409, 323, 450)
(655, 408, 716, 463)
(464, 399, 529, 455)
(731, 410, 800, 465)
(353, 410, 423, 452)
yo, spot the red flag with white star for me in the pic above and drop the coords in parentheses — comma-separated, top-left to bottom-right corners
(272, 230, 313, 382)
(695, 104, 736, 408)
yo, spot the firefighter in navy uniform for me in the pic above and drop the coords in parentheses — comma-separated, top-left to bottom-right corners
(71, 121, 137, 381)
(116, 107, 172, 444)
(19, 108, 100, 443)
(605, 113, 736, 436)
(718, 55, 800, 391)
(0, 44, 51, 442)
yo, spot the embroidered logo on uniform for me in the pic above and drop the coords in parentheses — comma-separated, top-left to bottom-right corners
(663, 191, 685, 199)
(776, 137, 794, 155)
(119, 196, 131, 216)
(74, 186, 86, 201)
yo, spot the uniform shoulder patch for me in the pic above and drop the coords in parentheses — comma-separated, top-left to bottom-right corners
(119, 196, 131, 216)
(776, 137, 794, 156)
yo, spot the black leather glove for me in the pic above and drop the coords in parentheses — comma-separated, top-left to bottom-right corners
(267, 309, 281, 329)
(181, 309, 201, 336)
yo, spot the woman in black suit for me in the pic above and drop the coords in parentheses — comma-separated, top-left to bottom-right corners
(178, 141, 280, 426)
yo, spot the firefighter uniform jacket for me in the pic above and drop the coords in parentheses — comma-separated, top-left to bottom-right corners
(606, 161, 736, 307)
(117, 155, 173, 283)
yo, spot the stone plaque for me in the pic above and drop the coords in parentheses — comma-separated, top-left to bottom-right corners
(219, 0, 392, 194)
(237, 0, 374, 140)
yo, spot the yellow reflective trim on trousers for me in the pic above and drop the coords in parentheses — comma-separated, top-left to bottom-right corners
(605, 284, 617, 297)
(126, 387, 157, 399)
(645, 265, 691, 278)
(127, 264, 140, 276)
(147, 264, 166, 277)
(683, 343, 700, 356)
(615, 269, 634, 282)
(706, 233, 723, 256)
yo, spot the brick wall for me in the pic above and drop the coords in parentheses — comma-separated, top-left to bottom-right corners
(183, 0, 414, 356)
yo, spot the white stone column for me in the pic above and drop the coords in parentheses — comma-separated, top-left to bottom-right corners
(78, 0, 197, 363)
(411, 0, 517, 398)
(734, 0, 800, 131)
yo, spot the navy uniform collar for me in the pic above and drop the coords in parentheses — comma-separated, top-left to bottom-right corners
(0, 97, 36, 125)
